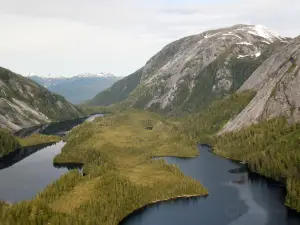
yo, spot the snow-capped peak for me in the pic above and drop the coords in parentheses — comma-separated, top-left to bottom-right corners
(46, 74, 67, 79)
(236, 24, 283, 42)
(26, 73, 66, 79)
(76, 73, 115, 78)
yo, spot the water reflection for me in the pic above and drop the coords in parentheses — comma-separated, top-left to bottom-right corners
(14, 114, 104, 137)
(0, 142, 68, 202)
(0, 142, 56, 170)
(0, 114, 104, 203)
(121, 145, 300, 225)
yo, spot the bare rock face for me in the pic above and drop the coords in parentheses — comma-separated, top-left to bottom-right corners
(220, 36, 300, 134)
(0, 67, 85, 131)
(125, 24, 288, 113)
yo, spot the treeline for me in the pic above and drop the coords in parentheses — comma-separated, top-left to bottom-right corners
(0, 128, 20, 157)
(179, 91, 255, 143)
(17, 134, 61, 147)
(213, 117, 300, 211)
(179, 90, 300, 212)
(0, 129, 62, 159)
(0, 110, 207, 225)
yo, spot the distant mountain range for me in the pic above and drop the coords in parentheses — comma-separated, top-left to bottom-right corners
(28, 73, 120, 104)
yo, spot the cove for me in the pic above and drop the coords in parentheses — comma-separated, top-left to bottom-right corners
(121, 145, 300, 225)
(0, 114, 103, 203)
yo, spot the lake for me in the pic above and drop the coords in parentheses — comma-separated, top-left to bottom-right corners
(121, 145, 300, 225)
(0, 114, 103, 203)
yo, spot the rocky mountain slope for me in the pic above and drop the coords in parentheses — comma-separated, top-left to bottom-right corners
(219, 36, 300, 134)
(90, 24, 289, 114)
(28, 73, 119, 104)
(0, 67, 85, 131)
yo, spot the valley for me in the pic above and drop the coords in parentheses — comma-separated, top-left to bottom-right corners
(28, 73, 119, 104)
(0, 23, 300, 225)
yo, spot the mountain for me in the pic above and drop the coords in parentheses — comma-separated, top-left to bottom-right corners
(220, 35, 300, 134)
(89, 24, 289, 114)
(0, 67, 85, 131)
(28, 73, 119, 104)
(88, 68, 143, 106)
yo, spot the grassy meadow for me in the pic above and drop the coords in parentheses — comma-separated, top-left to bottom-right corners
(17, 134, 62, 147)
(0, 129, 61, 158)
(0, 110, 207, 225)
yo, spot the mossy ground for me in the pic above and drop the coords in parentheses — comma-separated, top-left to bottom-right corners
(0, 110, 207, 225)
(0, 129, 21, 157)
(17, 134, 61, 147)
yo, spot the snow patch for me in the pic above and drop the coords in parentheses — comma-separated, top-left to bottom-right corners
(237, 51, 261, 59)
(237, 55, 250, 59)
(77, 73, 115, 78)
(237, 42, 253, 46)
(261, 40, 271, 45)
(247, 25, 282, 42)
(45, 74, 67, 79)
(222, 33, 242, 40)
(204, 32, 221, 39)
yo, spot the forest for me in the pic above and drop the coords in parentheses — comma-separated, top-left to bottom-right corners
(179, 90, 255, 143)
(0, 110, 207, 225)
(0, 129, 20, 157)
(0, 130, 61, 158)
(1, 89, 300, 224)
(213, 117, 300, 212)
(179, 90, 300, 212)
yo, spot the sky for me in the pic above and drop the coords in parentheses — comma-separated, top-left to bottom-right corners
(0, 0, 299, 77)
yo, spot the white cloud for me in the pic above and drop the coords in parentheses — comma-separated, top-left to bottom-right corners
(0, 0, 299, 77)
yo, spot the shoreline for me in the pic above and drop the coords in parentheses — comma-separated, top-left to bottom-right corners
(206, 143, 300, 213)
(0, 141, 58, 162)
(118, 193, 208, 224)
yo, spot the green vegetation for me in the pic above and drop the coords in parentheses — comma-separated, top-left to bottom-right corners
(78, 105, 115, 115)
(213, 118, 300, 211)
(0, 129, 21, 157)
(212, 118, 300, 211)
(0, 127, 61, 158)
(182, 52, 268, 114)
(178, 89, 300, 211)
(0, 111, 207, 225)
(179, 91, 255, 143)
(17, 134, 61, 147)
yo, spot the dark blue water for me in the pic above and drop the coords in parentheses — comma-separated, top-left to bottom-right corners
(14, 114, 104, 137)
(121, 145, 300, 225)
(0, 142, 68, 203)
(0, 114, 103, 203)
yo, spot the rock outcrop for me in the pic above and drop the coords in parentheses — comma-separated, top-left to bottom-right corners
(90, 24, 289, 114)
(0, 67, 85, 131)
(220, 36, 300, 134)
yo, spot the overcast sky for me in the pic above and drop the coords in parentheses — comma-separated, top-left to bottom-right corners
(0, 0, 299, 77)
